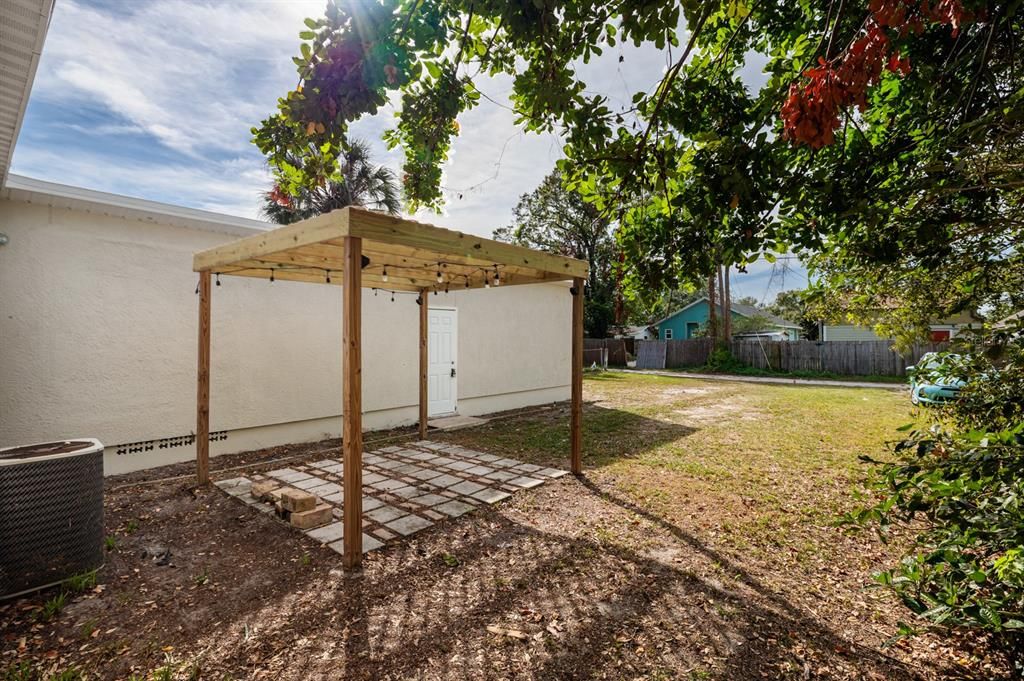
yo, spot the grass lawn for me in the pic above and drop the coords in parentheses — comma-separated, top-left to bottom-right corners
(1, 374, 1005, 679)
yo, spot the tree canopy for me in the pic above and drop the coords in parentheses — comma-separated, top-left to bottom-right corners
(494, 170, 617, 337)
(253, 0, 1021, 342)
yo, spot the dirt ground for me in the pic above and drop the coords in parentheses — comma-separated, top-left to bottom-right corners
(0, 374, 1011, 680)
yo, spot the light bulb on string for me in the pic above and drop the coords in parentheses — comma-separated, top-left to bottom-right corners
(270, 269, 275, 283)
(391, 291, 395, 302)
(484, 271, 490, 289)
(436, 269, 443, 283)
(215, 274, 221, 287)
(382, 267, 388, 283)
(325, 270, 331, 284)
(493, 267, 500, 286)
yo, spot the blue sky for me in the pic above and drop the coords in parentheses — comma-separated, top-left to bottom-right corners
(11, 0, 806, 302)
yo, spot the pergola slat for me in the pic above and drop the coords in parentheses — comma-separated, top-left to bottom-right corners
(346, 209, 590, 280)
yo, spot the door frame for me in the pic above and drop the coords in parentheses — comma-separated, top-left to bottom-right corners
(428, 305, 458, 417)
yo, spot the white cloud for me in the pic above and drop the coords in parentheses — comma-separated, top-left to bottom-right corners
(30, 0, 323, 156)
(12, 144, 270, 219)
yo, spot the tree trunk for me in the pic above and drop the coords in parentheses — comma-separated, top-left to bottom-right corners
(717, 263, 727, 343)
(707, 271, 718, 341)
(723, 265, 732, 340)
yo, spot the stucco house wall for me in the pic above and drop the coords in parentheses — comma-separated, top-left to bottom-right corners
(0, 179, 570, 475)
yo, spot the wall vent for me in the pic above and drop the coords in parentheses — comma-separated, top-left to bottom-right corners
(114, 430, 227, 456)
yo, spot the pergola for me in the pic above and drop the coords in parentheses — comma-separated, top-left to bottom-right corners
(192, 206, 589, 568)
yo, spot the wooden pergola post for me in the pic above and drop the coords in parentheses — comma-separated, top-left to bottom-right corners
(341, 236, 363, 568)
(196, 271, 211, 485)
(418, 289, 428, 440)
(570, 277, 584, 475)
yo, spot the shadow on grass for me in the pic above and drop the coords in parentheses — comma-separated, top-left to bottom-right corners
(440, 401, 697, 471)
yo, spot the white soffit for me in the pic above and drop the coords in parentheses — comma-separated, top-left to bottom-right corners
(0, 0, 53, 188)
(3, 174, 271, 237)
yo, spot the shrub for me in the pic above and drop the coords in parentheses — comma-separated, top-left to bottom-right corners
(849, 327, 1024, 669)
(704, 347, 744, 373)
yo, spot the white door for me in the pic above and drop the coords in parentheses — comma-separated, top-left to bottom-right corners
(428, 308, 458, 416)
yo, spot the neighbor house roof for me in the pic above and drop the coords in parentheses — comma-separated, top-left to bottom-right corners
(654, 296, 801, 329)
(994, 310, 1023, 329)
(0, 0, 52, 188)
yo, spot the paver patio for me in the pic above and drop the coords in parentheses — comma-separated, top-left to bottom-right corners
(214, 439, 567, 556)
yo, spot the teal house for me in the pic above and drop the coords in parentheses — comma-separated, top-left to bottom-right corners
(654, 297, 801, 340)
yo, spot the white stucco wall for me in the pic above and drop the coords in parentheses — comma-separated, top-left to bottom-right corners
(0, 192, 571, 474)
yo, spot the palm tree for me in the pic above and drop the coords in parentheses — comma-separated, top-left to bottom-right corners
(261, 139, 401, 224)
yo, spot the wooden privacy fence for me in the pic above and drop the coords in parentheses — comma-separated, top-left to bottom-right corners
(582, 347, 608, 368)
(633, 339, 949, 376)
(635, 340, 711, 369)
(584, 338, 631, 366)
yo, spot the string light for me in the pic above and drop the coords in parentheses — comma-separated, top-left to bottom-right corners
(205, 261, 518, 294)
(391, 291, 395, 302)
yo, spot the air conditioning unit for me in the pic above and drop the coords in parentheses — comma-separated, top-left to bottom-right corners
(0, 439, 104, 598)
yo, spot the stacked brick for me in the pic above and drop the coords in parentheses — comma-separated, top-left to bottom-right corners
(250, 480, 332, 529)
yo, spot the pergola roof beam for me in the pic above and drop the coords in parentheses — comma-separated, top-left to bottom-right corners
(193, 210, 349, 272)
(193, 207, 589, 287)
